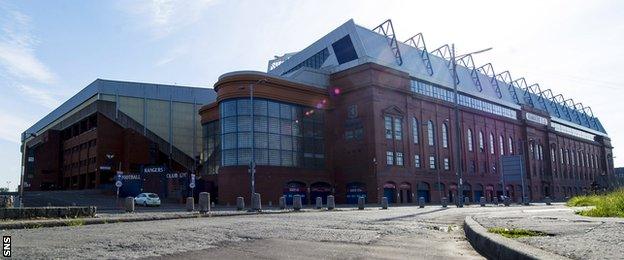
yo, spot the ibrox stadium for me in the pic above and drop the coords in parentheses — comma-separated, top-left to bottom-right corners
(22, 19, 615, 205)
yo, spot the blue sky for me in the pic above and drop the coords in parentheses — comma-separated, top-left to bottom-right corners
(1, 0, 623, 191)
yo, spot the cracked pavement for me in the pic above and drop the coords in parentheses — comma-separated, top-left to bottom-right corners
(4, 204, 608, 259)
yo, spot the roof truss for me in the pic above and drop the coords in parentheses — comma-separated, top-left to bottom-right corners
(404, 33, 434, 75)
(476, 63, 502, 98)
(373, 19, 403, 66)
(457, 54, 483, 92)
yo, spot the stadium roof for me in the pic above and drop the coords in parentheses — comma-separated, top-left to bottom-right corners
(23, 79, 215, 139)
(268, 19, 607, 136)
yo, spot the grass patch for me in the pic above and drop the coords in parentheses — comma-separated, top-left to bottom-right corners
(566, 195, 602, 207)
(65, 219, 85, 227)
(567, 189, 624, 218)
(487, 227, 549, 238)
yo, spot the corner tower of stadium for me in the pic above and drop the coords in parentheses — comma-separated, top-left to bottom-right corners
(199, 19, 614, 205)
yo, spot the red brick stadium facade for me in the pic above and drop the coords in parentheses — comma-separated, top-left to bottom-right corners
(200, 63, 615, 206)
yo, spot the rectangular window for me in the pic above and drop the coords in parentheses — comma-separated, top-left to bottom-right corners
(396, 152, 404, 166)
(394, 118, 402, 140)
(414, 155, 421, 168)
(443, 158, 450, 170)
(386, 151, 394, 165)
(429, 156, 436, 169)
(384, 116, 392, 139)
(345, 130, 354, 140)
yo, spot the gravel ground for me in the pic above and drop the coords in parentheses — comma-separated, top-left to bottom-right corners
(473, 206, 624, 260)
(3, 205, 490, 259)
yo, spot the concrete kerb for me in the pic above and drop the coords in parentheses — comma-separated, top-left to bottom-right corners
(0, 209, 301, 230)
(463, 216, 568, 260)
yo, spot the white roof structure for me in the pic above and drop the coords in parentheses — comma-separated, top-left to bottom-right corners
(267, 19, 607, 136)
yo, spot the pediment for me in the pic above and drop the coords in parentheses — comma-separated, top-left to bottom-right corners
(382, 105, 404, 117)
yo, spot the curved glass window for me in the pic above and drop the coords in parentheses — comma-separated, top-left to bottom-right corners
(219, 98, 324, 169)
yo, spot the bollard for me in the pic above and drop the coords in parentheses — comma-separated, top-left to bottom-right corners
(252, 193, 262, 211)
(186, 197, 195, 212)
(480, 197, 486, 207)
(198, 192, 210, 214)
(504, 197, 510, 206)
(236, 197, 245, 211)
(441, 197, 448, 208)
(211, 202, 215, 208)
(357, 196, 365, 210)
(545, 196, 552, 205)
(381, 197, 388, 210)
(279, 196, 286, 210)
(464, 196, 470, 206)
(327, 195, 335, 210)
(493, 197, 499, 205)
(293, 195, 302, 211)
(125, 197, 134, 213)
(315, 197, 322, 209)
(418, 197, 425, 208)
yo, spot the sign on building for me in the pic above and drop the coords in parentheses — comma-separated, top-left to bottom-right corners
(500, 155, 524, 182)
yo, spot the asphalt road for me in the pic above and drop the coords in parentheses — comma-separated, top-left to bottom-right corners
(2, 204, 558, 259)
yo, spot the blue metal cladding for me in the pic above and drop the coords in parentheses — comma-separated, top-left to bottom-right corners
(23, 79, 216, 137)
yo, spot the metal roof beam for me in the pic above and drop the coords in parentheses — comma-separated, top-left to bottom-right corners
(372, 19, 403, 66)
(496, 71, 519, 104)
(574, 102, 592, 127)
(477, 63, 502, 98)
(528, 83, 549, 111)
(553, 94, 573, 121)
(512, 78, 534, 107)
(564, 98, 583, 124)
(404, 33, 434, 75)
(539, 89, 561, 117)
(432, 44, 459, 84)
(457, 54, 483, 92)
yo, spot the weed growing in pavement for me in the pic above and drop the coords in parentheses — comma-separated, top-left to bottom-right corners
(487, 227, 548, 238)
(568, 189, 624, 218)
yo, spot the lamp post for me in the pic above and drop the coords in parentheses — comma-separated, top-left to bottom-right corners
(19, 132, 36, 207)
(248, 79, 267, 199)
(450, 45, 492, 207)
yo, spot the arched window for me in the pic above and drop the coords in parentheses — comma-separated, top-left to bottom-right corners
(442, 123, 449, 148)
(412, 117, 419, 144)
(499, 135, 504, 156)
(467, 129, 473, 152)
(478, 131, 484, 152)
(427, 120, 435, 146)
(489, 133, 495, 155)
(551, 147, 556, 163)
(508, 137, 513, 154)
